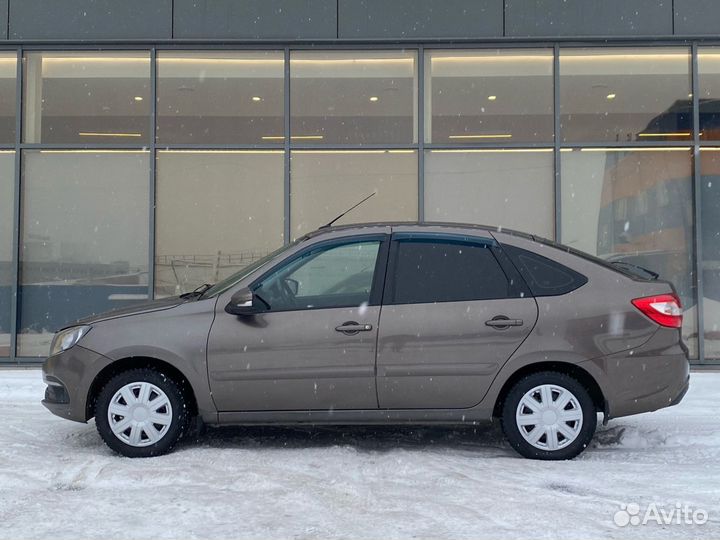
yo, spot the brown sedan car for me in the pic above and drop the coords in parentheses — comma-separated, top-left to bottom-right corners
(42, 223, 689, 460)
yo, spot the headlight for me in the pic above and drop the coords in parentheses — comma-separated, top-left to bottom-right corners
(49, 326, 91, 356)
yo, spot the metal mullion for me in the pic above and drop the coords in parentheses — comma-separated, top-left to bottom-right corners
(417, 46, 424, 222)
(554, 44, 561, 242)
(17, 43, 160, 51)
(426, 142, 554, 150)
(153, 44, 287, 52)
(422, 42, 556, 52)
(0, 38, 714, 50)
(284, 48, 291, 244)
(149, 48, 157, 300)
(692, 42, 705, 363)
(154, 144, 286, 151)
(9, 357, 44, 364)
(19, 143, 150, 150)
(289, 143, 418, 150)
(9, 47, 21, 363)
(559, 141, 695, 148)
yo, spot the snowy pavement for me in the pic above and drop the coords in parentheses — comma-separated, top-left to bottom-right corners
(0, 369, 718, 540)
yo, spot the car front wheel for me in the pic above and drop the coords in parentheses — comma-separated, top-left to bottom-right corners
(95, 368, 189, 458)
(501, 371, 597, 460)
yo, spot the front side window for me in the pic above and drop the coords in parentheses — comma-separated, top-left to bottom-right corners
(254, 240, 382, 311)
(388, 238, 510, 305)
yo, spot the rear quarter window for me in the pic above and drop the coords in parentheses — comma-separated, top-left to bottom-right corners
(502, 245, 588, 297)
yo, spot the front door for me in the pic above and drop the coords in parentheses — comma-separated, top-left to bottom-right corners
(377, 233, 538, 409)
(207, 234, 389, 411)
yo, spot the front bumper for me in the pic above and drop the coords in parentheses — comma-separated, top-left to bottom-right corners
(42, 345, 111, 423)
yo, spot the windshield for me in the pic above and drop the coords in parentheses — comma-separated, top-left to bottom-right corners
(201, 240, 301, 298)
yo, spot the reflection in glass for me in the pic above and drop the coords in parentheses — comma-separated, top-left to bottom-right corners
(425, 49, 553, 143)
(698, 48, 720, 141)
(290, 51, 417, 145)
(0, 152, 14, 357)
(561, 148, 696, 356)
(18, 151, 150, 357)
(425, 149, 554, 238)
(155, 150, 285, 297)
(257, 241, 381, 311)
(290, 150, 418, 236)
(0, 53, 16, 144)
(700, 149, 720, 360)
(559, 48, 691, 142)
(23, 52, 151, 144)
(157, 51, 284, 144)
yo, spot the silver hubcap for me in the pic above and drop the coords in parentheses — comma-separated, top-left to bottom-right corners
(107, 382, 173, 447)
(515, 384, 583, 451)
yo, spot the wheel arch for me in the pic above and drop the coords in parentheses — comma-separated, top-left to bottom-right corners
(86, 356, 199, 421)
(492, 361, 607, 419)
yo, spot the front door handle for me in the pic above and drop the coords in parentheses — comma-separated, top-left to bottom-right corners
(335, 321, 373, 335)
(485, 316, 524, 329)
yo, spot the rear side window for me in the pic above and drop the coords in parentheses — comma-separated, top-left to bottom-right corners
(503, 245, 588, 297)
(388, 239, 511, 304)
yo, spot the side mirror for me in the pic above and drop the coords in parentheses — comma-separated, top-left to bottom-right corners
(225, 287, 258, 316)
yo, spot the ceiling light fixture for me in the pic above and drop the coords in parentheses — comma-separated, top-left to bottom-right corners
(369, 96, 379, 102)
(579, 147, 689, 152)
(133, 96, 143, 102)
(448, 134, 513, 139)
(252, 96, 262, 102)
(261, 135, 324, 141)
(293, 150, 415, 155)
(158, 150, 285, 155)
(39, 150, 149, 154)
(637, 132, 692, 138)
(430, 148, 552, 154)
(606, 93, 617, 100)
(487, 95, 497, 101)
(78, 132, 143, 138)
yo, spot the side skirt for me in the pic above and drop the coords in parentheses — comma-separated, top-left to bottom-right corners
(216, 408, 494, 426)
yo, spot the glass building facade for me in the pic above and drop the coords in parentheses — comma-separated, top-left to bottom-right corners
(0, 44, 718, 363)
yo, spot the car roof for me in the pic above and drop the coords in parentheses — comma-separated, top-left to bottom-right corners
(303, 221, 539, 242)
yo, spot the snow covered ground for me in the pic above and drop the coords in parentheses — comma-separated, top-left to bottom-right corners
(0, 369, 718, 540)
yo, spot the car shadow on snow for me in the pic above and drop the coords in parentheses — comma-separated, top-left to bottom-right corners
(184, 423, 511, 455)
(178, 417, 649, 457)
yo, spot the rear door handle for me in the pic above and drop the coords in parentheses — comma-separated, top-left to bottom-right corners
(335, 321, 373, 335)
(485, 316, 524, 329)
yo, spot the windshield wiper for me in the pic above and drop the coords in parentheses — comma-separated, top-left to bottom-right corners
(610, 261, 660, 280)
(180, 283, 213, 299)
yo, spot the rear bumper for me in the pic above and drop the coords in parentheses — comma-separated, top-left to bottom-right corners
(591, 328, 690, 419)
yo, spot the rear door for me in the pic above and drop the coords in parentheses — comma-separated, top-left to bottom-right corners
(376, 231, 538, 409)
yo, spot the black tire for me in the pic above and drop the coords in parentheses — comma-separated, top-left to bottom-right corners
(501, 371, 597, 460)
(95, 368, 190, 458)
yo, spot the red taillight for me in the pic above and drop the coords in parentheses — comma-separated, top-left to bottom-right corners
(631, 294, 683, 328)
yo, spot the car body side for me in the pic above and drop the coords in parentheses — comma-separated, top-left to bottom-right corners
(42, 223, 689, 427)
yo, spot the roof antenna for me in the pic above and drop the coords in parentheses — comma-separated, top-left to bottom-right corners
(319, 192, 376, 229)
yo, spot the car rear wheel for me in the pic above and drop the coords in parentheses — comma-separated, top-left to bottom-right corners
(95, 368, 189, 458)
(501, 371, 596, 460)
